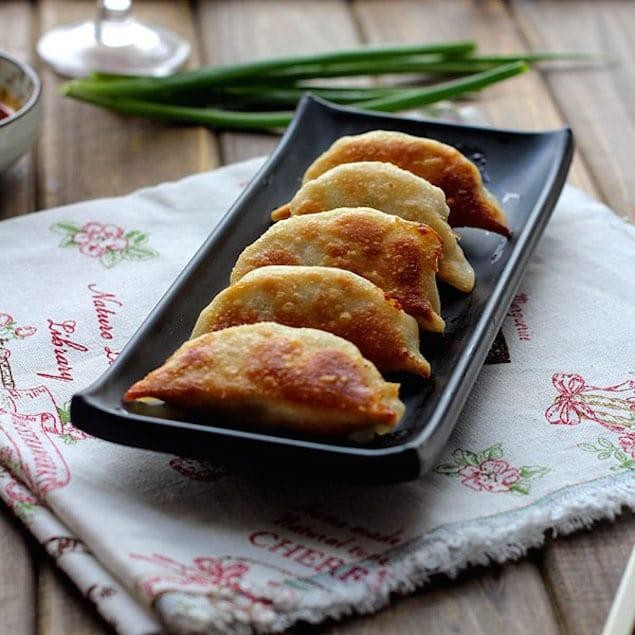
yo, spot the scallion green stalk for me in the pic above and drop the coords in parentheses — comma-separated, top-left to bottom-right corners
(227, 51, 607, 84)
(62, 40, 476, 100)
(62, 62, 528, 131)
(229, 58, 501, 83)
(354, 61, 528, 111)
(188, 85, 407, 108)
(62, 87, 295, 129)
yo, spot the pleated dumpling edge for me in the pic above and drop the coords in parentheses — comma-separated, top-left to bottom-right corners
(124, 322, 405, 438)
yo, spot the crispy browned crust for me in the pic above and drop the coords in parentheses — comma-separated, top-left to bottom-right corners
(302, 131, 510, 237)
(124, 323, 405, 437)
(230, 208, 445, 333)
(269, 161, 475, 293)
(271, 203, 292, 221)
(192, 266, 430, 378)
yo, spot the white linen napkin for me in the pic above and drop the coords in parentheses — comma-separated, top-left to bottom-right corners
(0, 157, 633, 634)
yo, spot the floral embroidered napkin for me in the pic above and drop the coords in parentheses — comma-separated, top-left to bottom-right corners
(0, 157, 633, 635)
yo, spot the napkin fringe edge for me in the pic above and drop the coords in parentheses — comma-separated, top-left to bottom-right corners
(157, 473, 634, 634)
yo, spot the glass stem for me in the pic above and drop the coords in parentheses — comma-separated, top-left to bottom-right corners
(95, 0, 134, 44)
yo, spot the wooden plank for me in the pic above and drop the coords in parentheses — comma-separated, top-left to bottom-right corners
(352, 0, 597, 195)
(355, 2, 635, 633)
(538, 515, 635, 635)
(511, 0, 635, 221)
(38, 0, 217, 208)
(507, 3, 635, 631)
(1, 4, 625, 635)
(298, 561, 558, 635)
(197, 2, 561, 633)
(37, 558, 112, 635)
(0, 3, 38, 634)
(197, 0, 363, 164)
(0, 506, 36, 635)
(32, 3, 207, 632)
(0, 0, 37, 219)
(334, 2, 561, 633)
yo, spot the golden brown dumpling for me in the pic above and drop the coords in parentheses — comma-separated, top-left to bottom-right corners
(230, 207, 445, 333)
(301, 130, 510, 237)
(192, 265, 431, 377)
(271, 161, 475, 293)
(124, 322, 405, 437)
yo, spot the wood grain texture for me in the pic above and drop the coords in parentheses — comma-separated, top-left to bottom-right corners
(352, 0, 597, 196)
(0, 0, 37, 219)
(32, 3, 211, 632)
(0, 506, 36, 635)
(539, 514, 635, 635)
(319, 2, 567, 633)
(0, 2, 631, 635)
(37, 558, 112, 635)
(197, 0, 363, 164)
(511, 0, 635, 220)
(294, 560, 559, 635)
(37, 0, 217, 208)
(355, 4, 633, 635)
(0, 4, 38, 631)
(507, 2, 635, 631)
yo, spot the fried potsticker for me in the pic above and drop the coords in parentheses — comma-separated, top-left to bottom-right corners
(193, 265, 431, 377)
(272, 161, 475, 292)
(299, 130, 510, 237)
(231, 208, 445, 333)
(124, 322, 405, 437)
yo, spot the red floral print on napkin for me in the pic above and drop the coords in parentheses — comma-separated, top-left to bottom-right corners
(51, 221, 158, 268)
(458, 459, 520, 493)
(0, 313, 36, 342)
(618, 432, 635, 459)
(0, 468, 41, 521)
(434, 444, 549, 495)
(545, 373, 635, 432)
(73, 222, 128, 257)
(130, 553, 250, 598)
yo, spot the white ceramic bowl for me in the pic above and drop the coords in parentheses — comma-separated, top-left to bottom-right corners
(0, 51, 42, 172)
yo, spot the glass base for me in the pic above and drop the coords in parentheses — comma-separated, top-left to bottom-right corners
(37, 18, 190, 78)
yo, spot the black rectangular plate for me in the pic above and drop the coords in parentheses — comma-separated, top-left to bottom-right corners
(71, 95, 573, 484)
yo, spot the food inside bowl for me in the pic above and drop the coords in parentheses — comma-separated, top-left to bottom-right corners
(0, 88, 20, 120)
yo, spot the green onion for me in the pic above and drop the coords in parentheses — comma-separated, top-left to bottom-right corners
(62, 63, 528, 131)
(61, 87, 295, 130)
(167, 85, 408, 108)
(63, 40, 476, 100)
(226, 58, 505, 83)
(459, 51, 616, 64)
(213, 59, 499, 86)
(225, 51, 609, 84)
(61, 40, 608, 131)
(354, 62, 528, 111)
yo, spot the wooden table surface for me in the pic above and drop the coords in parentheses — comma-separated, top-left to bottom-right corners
(1, 1, 633, 633)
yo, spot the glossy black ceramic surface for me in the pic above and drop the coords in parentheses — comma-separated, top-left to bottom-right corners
(71, 96, 573, 483)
